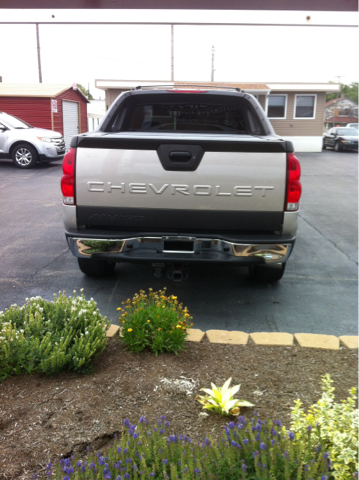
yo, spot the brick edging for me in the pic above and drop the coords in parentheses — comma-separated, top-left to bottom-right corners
(106, 326, 358, 351)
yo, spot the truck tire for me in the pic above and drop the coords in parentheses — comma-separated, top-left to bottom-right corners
(12, 143, 38, 169)
(248, 263, 286, 283)
(78, 258, 116, 276)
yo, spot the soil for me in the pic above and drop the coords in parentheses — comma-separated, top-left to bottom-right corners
(0, 336, 357, 480)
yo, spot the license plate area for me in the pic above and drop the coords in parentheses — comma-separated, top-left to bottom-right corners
(163, 240, 195, 253)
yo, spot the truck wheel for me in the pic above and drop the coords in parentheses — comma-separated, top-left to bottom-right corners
(334, 142, 342, 152)
(248, 263, 286, 283)
(78, 258, 116, 276)
(12, 143, 38, 168)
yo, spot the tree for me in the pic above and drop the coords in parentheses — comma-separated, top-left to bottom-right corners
(326, 82, 358, 103)
(76, 83, 94, 100)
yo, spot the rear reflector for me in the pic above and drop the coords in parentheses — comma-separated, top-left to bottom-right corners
(61, 148, 76, 205)
(286, 153, 302, 211)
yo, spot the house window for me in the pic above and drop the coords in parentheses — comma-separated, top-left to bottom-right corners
(294, 94, 316, 119)
(267, 95, 287, 119)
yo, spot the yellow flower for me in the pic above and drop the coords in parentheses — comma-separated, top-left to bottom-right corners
(184, 313, 190, 317)
(158, 327, 162, 331)
(182, 327, 186, 330)
(128, 328, 133, 332)
(176, 325, 181, 329)
(172, 296, 177, 300)
(162, 306, 165, 309)
(117, 307, 122, 311)
(170, 331, 173, 334)
(147, 320, 150, 323)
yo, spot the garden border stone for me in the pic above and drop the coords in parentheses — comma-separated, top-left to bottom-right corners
(106, 326, 358, 350)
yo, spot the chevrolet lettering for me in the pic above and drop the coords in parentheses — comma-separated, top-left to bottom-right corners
(87, 182, 275, 197)
(61, 85, 302, 282)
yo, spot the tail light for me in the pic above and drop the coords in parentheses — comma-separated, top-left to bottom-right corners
(286, 153, 302, 211)
(61, 148, 76, 205)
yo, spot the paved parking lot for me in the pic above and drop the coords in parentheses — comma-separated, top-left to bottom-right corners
(0, 150, 357, 335)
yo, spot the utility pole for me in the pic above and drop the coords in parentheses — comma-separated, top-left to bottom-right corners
(36, 24, 42, 83)
(211, 46, 215, 82)
(171, 25, 174, 81)
(334, 75, 344, 98)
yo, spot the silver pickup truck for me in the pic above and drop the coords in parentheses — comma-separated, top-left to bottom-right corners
(61, 86, 302, 282)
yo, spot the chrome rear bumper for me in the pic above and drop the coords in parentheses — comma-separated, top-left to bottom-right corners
(67, 235, 292, 264)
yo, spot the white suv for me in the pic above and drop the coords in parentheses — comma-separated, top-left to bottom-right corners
(0, 112, 65, 169)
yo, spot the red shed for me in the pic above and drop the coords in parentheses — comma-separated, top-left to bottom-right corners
(0, 83, 90, 149)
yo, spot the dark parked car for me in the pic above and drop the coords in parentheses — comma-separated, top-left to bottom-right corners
(323, 127, 358, 152)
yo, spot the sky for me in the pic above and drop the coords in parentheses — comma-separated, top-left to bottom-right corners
(0, 9, 358, 99)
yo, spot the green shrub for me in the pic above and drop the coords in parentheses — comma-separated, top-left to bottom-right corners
(291, 374, 358, 480)
(46, 415, 331, 479)
(0, 290, 109, 381)
(118, 288, 193, 356)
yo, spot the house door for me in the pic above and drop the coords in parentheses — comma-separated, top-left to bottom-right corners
(63, 101, 79, 150)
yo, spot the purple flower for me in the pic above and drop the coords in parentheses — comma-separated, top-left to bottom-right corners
(307, 425, 312, 432)
(228, 422, 235, 429)
(124, 475, 130, 480)
(288, 431, 295, 441)
(126, 458, 132, 464)
(274, 420, 281, 427)
(139, 416, 145, 424)
(323, 452, 330, 460)
(162, 459, 168, 465)
(321, 476, 328, 480)
(165, 421, 170, 427)
(243, 438, 249, 445)
(242, 464, 247, 472)
(204, 438, 211, 446)
(160, 415, 166, 421)
(260, 442, 267, 450)
(194, 469, 201, 475)
(160, 428, 165, 434)
(105, 474, 111, 479)
(271, 439, 276, 446)
(124, 419, 130, 427)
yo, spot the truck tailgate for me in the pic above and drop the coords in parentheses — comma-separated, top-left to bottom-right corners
(75, 135, 287, 233)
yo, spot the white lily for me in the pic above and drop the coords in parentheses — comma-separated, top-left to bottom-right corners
(196, 377, 254, 416)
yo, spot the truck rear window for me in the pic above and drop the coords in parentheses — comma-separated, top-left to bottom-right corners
(128, 104, 247, 133)
(107, 94, 265, 135)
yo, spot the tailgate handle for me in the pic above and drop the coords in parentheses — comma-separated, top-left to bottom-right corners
(169, 151, 192, 162)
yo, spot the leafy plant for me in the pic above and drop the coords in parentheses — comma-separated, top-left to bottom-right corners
(118, 288, 193, 356)
(291, 374, 358, 480)
(0, 290, 109, 381)
(45, 415, 331, 479)
(196, 377, 254, 416)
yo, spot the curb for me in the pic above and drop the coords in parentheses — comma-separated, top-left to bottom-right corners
(106, 326, 358, 351)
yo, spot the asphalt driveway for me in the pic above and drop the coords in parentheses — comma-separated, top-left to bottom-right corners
(0, 149, 357, 335)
